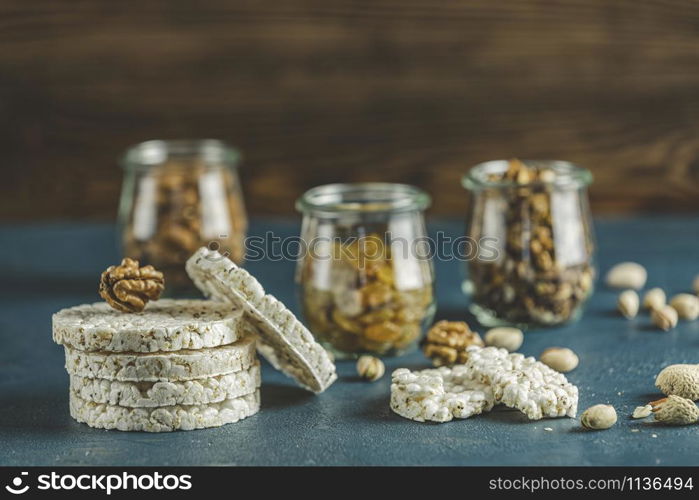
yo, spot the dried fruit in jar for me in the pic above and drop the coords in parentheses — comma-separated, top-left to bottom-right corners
(301, 231, 434, 357)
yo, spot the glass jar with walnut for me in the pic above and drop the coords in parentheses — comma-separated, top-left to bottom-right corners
(118, 140, 247, 293)
(462, 159, 596, 328)
(296, 183, 436, 358)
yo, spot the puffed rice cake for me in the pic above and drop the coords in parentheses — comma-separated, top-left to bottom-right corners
(70, 390, 260, 432)
(186, 247, 336, 393)
(390, 367, 495, 423)
(70, 362, 261, 407)
(64, 335, 257, 382)
(53, 299, 244, 353)
(390, 346, 579, 423)
(463, 346, 578, 419)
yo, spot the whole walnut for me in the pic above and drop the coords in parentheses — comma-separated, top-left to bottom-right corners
(99, 258, 165, 313)
(423, 320, 484, 366)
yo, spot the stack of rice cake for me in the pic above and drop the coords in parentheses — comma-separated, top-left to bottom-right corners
(52, 248, 337, 432)
(53, 300, 261, 432)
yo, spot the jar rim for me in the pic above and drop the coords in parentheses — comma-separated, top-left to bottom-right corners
(296, 182, 431, 216)
(121, 139, 241, 169)
(462, 159, 593, 190)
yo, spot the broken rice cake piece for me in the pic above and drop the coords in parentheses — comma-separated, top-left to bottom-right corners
(390, 346, 578, 423)
(463, 346, 578, 420)
(390, 366, 495, 423)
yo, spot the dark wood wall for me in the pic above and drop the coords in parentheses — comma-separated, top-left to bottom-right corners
(2, 0, 699, 221)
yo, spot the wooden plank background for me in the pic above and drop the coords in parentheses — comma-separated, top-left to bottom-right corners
(1, 0, 699, 220)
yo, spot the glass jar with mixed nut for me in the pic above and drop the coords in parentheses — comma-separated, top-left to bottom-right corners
(119, 140, 247, 293)
(296, 183, 436, 358)
(462, 159, 596, 327)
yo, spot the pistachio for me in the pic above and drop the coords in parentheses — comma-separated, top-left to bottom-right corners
(539, 347, 579, 373)
(356, 355, 385, 382)
(632, 404, 652, 419)
(669, 293, 699, 320)
(617, 290, 639, 319)
(605, 262, 647, 290)
(650, 395, 699, 425)
(581, 404, 617, 430)
(651, 305, 678, 331)
(642, 287, 665, 311)
(483, 327, 524, 352)
(655, 364, 699, 400)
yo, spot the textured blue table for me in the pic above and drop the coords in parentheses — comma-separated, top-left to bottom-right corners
(1, 217, 698, 466)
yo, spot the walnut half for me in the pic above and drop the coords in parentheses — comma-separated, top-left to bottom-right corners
(99, 258, 165, 313)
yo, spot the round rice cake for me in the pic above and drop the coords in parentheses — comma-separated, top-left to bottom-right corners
(64, 335, 257, 382)
(186, 247, 336, 393)
(70, 390, 260, 432)
(53, 299, 244, 353)
(70, 363, 261, 407)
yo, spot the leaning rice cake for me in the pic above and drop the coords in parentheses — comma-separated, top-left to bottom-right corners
(186, 247, 336, 393)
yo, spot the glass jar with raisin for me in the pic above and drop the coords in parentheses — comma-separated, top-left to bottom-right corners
(119, 140, 247, 294)
(296, 183, 436, 358)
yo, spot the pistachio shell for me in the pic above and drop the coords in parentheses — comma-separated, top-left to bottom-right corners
(539, 347, 579, 373)
(669, 293, 699, 320)
(642, 288, 665, 311)
(581, 404, 617, 430)
(652, 305, 678, 331)
(618, 290, 639, 319)
(605, 262, 647, 290)
(356, 355, 385, 382)
(484, 327, 524, 352)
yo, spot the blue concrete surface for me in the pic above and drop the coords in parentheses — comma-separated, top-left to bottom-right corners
(0, 217, 698, 466)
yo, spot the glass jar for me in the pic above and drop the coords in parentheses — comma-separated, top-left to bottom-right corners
(462, 159, 596, 328)
(119, 139, 247, 293)
(296, 183, 436, 358)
